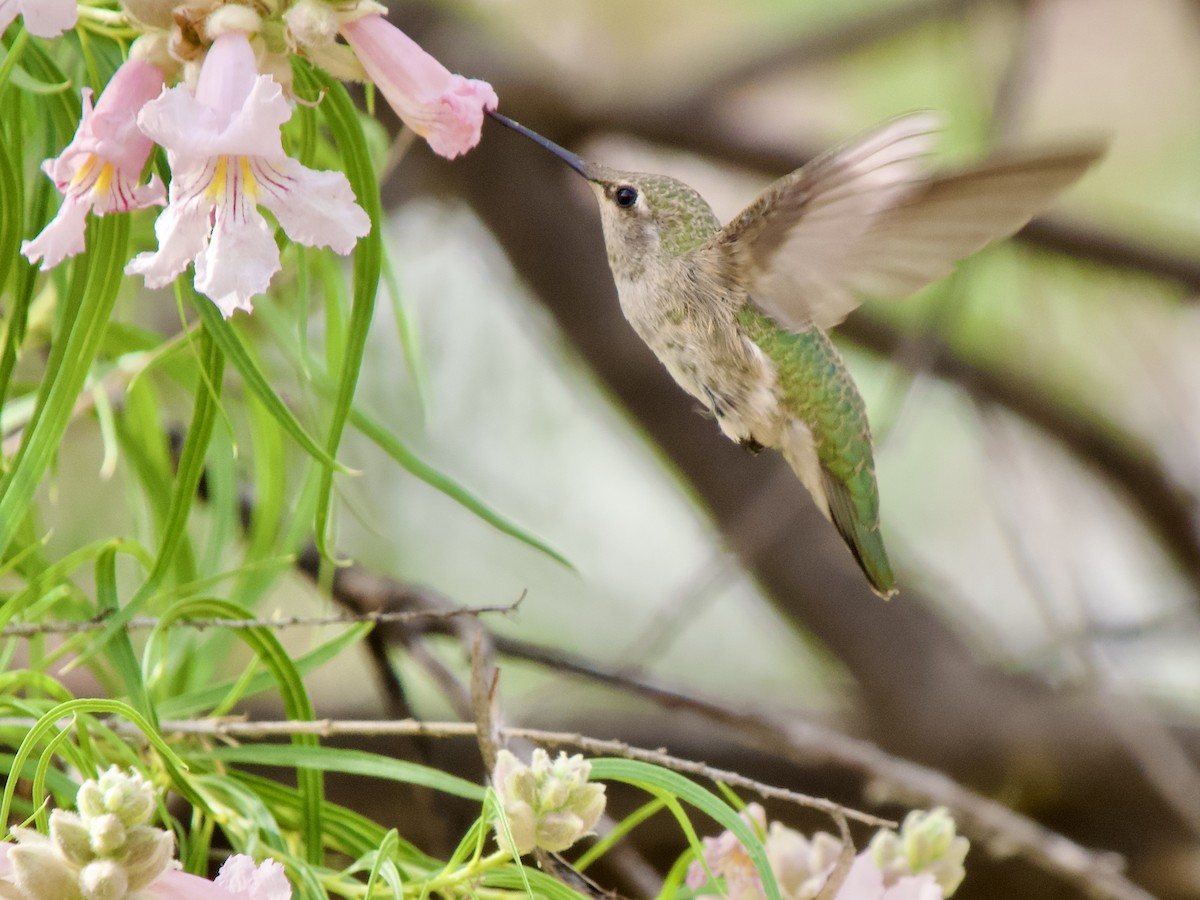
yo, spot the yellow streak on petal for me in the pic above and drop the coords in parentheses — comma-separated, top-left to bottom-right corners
(70, 154, 98, 188)
(92, 163, 115, 198)
(206, 155, 229, 202)
(239, 156, 258, 201)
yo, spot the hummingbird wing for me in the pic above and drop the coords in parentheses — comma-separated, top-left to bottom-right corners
(715, 113, 1104, 330)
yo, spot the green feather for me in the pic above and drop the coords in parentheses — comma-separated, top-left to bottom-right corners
(738, 306, 896, 597)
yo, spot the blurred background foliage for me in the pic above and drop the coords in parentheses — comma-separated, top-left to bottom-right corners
(7, 0, 1200, 898)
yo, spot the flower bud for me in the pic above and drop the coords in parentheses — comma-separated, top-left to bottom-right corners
(492, 749, 606, 855)
(79, 859, 128, 900)
(122, 826, 176, 891)
(870, 807, 969, 897)
(9, 840, 83, 900)
(50, 810, 94, 867)
(765, 822, 842, 900)
(77, 769, 146, 831)
(204, 2, 262, 40)
(88, 813, 127, 856)
(285, 0, 339, 48)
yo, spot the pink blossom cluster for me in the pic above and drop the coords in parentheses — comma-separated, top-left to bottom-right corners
(14, 3, 498, 317)
(0, 841, 291, 899)
(685, 804, 968, 900)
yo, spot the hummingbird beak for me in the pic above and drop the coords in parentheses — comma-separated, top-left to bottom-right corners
(487, 110, 591, 178)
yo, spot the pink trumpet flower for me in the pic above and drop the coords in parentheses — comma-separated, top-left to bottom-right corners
(148, 855, 292, 899)
(340, 12, 497, 159)
(22, 58, 166, 270)
(126, 29, 370, 317)
(0, 0, 77, 38)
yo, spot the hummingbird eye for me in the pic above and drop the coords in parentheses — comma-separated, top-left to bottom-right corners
(614, 186, 639, 208)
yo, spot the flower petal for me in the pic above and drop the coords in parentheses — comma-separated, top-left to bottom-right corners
(126, 194, 214, 289)
(214, 855, 292, 900)
(12, 0, 77, 37)
(22, 195, 91, 270)
(341, 13, 497, 159)
(253, 157, 370, 253)
(193, 203, 280, 317)
(144, 870, 240, 899)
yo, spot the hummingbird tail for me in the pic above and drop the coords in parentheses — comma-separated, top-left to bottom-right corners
(776, 419, 897, 598)
(820, 469, 897, 599)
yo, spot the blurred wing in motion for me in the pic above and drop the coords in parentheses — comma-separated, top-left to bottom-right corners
(715, 114, 1105, 330)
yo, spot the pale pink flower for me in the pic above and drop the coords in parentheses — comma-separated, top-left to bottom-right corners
(22, 58, 166, 270)
(837, 853, 942, 900)
(0, 0, 77, 38)
(340, 12, 497, 159)
(686, 804, 952, 900)
(126, 29, 370, 317)
(147, 855, 291, 899)
(686, 803, 769, 900)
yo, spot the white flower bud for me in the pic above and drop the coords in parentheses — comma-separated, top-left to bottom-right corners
(870, 807, 969, 897)
(284, 0, 339, 48)
(88, 813, 127, 856)
(492, 749, 606, 855)
(10, 840, 83, 900)
(83, 767, 156, 828)
(50, 810, 93, 866)
(204, 3, 263, 40)
(122, 826, 176, 891)
(80, 859, 128, 900)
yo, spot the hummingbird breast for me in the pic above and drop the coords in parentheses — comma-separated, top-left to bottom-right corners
(612, 260, 784, 449)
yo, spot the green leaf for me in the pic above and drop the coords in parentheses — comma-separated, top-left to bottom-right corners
(0, 214, 128, 559)
(210, 743, 485, 801)
(301, 66, 383, 561)
(73, 330, 225, 702)
(232, 770, 439, 868)
(0, 699, 205, 833)
(588, 758, 782, 900)
(192, 294, 351, 474)
(95, 544, 151, 725)
(157, 621, 369, 719)
(351, 406, 573, 569)
(145, 598, 325, 865)
(253, 295, 572, 569)
(484, 865, 590, 900)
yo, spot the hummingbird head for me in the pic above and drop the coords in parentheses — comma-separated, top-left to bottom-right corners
(488, 112, 720, 279)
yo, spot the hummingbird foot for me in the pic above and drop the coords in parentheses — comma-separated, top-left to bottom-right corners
(739, 437, 765, 455)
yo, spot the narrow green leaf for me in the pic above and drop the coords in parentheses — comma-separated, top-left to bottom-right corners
(0, 698, 205, 833)
(0, 214, 128, 559)
(157, 621, 369, 719)
(588, 758, 782, 900)
(210, 743, 485, 801)
(484, 865, 589, 900)
(352, 405, 572, 569)
(95, 544, 151, 721)
(233, 770, 439, 868)
(146, 599, 325, 866)
(303, 66, 383, 561)
(363, 830, 405, 899)
(73, 333, 224, 701)
(574, 797, 666, 872)
(381, 249, 429, 416)
(192, 294, 350, 473)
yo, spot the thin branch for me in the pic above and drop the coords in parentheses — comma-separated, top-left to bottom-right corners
(98, 715, 894, 829)
(0, 602, 521, 638)
(429, 629, 1156, 900)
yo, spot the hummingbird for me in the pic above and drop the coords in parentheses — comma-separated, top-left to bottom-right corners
(487, 110, 1103, 598)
